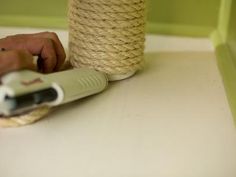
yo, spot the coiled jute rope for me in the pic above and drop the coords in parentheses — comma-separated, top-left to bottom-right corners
(68, 0, 146, 80)
(0, 106, 50, 128)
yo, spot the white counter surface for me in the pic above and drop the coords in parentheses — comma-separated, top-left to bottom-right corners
(0, 27, 236, 177)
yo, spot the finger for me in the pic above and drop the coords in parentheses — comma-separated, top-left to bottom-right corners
(0, 50, 35, 77)
(25, 38, 57, 73)
(31, 32, 66, 71)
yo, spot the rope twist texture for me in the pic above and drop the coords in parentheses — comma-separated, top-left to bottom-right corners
(68, 0, 146, 76)
(0, 106, 50, 128)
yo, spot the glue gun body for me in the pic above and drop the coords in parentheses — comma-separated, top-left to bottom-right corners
(0, 68, 108, 116)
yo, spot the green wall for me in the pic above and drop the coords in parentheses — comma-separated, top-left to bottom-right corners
(148, 0, 220, 26)
(0, 0, 67, 28)
(226, 0, 236, 120)
(1, 0, 67, 17)
(0, 0, 221, 36)
(147, 0, 221, 36)
(227, 0, 236, 61)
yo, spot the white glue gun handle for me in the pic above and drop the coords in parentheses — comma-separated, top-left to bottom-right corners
(47, 68, 108, 106)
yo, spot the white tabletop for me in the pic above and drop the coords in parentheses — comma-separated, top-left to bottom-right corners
(0, 27, 236, 177)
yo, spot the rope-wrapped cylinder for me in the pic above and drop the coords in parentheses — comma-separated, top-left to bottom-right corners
(68, 0, 146, 80)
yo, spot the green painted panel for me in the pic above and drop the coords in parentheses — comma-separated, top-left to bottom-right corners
(227, 0, 236, 63)
(0, 0, 221, 35)
(212, 0, 236, 123)
(226, 0, 236, 122)
(147, 0, 221, 27)
(0, 0, 67, 17)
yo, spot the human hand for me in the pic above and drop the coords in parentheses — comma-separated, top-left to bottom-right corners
(0, 32, 66, 76)
(0, 49, 36, 77)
